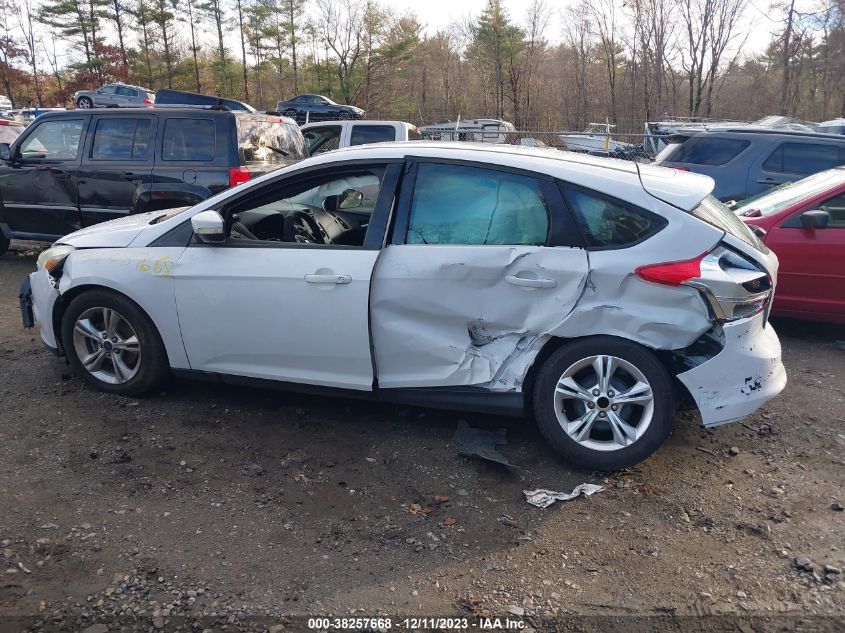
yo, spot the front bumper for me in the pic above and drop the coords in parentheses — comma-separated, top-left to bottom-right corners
(26, 270, 61, 350)
(677, 312, 786, 427)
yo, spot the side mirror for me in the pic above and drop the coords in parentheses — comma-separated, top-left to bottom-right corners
(800, 209, 830, 230)
(191, 210, 226, 243)
(0, 143, 10, 161)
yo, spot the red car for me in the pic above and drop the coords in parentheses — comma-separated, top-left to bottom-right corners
(734, 167, 845, 323)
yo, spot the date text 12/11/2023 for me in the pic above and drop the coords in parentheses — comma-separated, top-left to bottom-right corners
(306, 616, 526, 630)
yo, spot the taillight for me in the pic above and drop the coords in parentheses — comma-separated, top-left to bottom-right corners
(635, 252, 707, 286)
(637, 247, 773, 322)
(143, 99, 153, 105)
(228, 166, 251, 187)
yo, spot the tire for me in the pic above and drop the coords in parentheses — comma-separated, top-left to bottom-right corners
(61, 289, 169, 396)
(0, 232, 9, 256)
(76, 96, 93, 109)
(532, 336, 674, 470)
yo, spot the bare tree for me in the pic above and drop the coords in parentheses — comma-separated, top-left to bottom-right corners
(14, 0, 42, 106)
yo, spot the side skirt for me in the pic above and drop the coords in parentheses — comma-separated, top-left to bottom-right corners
(171, 369, 526, 417)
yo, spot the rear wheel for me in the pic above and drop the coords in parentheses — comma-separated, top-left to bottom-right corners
(61, 289, 169, 396)
(76, 96, 93, 109)
(532, 336, 674, 470)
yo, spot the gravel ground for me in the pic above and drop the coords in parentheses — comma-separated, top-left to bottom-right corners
(1, 241, 844, 632)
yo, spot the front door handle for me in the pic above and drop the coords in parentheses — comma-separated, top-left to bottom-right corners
(505, 275, 557, 289)
(305, 273, 352, 285)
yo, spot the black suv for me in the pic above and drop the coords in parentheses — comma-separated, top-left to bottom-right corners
(0, 107, 306, 254)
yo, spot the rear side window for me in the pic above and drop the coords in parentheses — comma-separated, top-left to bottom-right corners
(91, 118, 152, 160)
(670, 137, 750, 165)
(562, 187, 666, 248)
(762, 142, 845, 175)
(406, 163, 548, 246)
(162, 118, 215, 161)
(116, 86, 137, 97)
(350, 125, 395, 146)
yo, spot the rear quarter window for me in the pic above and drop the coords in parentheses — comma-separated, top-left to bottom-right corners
(669, 137, 750, 166)
(561, 186, 667, 248)
(162, 118, 215, 161)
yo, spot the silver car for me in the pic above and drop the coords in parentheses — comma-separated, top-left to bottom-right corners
(22, 143, 786, 470)
(73, 83, 154, 109)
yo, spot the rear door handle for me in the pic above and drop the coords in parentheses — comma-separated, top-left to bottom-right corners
(305, 273, 352, 285)
(505, 275, 556, 289)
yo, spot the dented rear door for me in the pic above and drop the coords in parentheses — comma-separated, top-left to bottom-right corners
(371, 160, 589, 390)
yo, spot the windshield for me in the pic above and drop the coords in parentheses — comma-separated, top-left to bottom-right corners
(692, 195, 768, 252)
(734, 169, 845, 217)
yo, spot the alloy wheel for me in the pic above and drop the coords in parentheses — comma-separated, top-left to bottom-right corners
(72, 307, 141, 384)
(553, 354, 655, 452)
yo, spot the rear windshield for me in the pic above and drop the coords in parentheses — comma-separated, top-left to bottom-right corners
(669, 137, 750, 165)
(734, 169, 845, 217)
(692, 195, 768, 252)
(237, 118, 307, 164)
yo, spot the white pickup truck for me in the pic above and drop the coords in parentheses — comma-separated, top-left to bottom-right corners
(301, 120, 421, 154)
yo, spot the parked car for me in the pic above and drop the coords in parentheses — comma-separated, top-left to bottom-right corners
(301, 120, 420, 154)
(276, 95, 364, 123)
(0, 119, 24, 145)
(73, 83, 155, 109)
(818, 117, 845, 135)
(154, 89, 255, 113)
(735, 167, 845, 323)
(0, 95, 12, 110)
(653, 128, 845, 202)
(20, 143, 785, 470)
(0, 108, 306, 254)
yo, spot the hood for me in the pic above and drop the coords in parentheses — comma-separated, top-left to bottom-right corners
(637, 162, 715, 211)
(59, 211, 161, 248)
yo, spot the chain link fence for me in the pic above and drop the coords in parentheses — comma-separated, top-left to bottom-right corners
(417, 128, 663, 163)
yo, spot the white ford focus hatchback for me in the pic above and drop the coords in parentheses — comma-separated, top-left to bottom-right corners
(21, 143, 786, 469)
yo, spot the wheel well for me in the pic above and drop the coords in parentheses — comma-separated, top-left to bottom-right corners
(52, 284, 167, 364)
(522, 335, 693, 414)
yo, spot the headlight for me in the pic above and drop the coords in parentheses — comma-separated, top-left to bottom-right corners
(37, 244, 74, 273)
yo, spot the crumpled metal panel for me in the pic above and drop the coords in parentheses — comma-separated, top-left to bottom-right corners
(371, 245, 589, 390)
(676, 311, 786, 426)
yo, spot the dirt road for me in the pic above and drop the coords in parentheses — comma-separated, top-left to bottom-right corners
(1, 242, 843, 632)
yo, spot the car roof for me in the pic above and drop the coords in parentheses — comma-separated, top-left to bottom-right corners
(36, 107, 232, 117)
(688, 127, 845, 141)
(298, 141, 714, 209)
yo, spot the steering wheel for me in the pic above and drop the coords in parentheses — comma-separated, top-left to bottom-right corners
(284, 210, 325, 244)
(231, 219, 258, 240)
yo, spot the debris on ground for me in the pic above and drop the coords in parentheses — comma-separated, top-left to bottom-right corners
(523, 483, 604, 508)
(453, 420, 513, 467)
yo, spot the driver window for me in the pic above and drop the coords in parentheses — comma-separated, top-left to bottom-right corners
(226, 166, 386, 246)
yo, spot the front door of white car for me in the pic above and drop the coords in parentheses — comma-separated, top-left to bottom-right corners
(172, 163, 401, 390)
(370, 160, 591, 389)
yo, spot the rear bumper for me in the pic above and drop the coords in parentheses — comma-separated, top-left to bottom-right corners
(27, 270, 61, 350)
(677, 312, 786, 427)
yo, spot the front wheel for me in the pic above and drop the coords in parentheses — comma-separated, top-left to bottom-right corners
(61, 289, 169, 396)
(532, 336, 674, 470)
